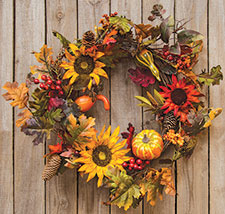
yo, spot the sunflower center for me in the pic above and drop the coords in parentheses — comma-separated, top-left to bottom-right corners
(74, 55, 95, 74)
(171, 88, 187, 106)
(92, 145, 112, 167)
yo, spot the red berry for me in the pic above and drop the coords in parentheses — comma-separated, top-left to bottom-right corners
(186, 63, 190, 68)
(47, 79, 52, 85)
(128, 166, 132, 171)
(162, 55, 167, 59)
(56, 80, 62, 85)
(145, 160, 150, 165)
(56, 85, 61, 90)
(48, 91, 54, 97)
(168, 55, 173, 61)
(47, 76, 51, 80)
(129, 163, 134, 168)
(40, 83, 45, 89)
(134, 164, 138, 169)
(41, 75, 47, 81)
(138, 165, 143, 170)
(59, 91, 64, 96)
(50, 84, 55, 90)
(130, 158, 135, 164)
(164, 51, 169, 56)
(44, 85, 49, 90)
(74, 150, 80, 156)
(136, 159, 142, 165)
(122, 162, 128, 168)
(34, 79, 40, 84)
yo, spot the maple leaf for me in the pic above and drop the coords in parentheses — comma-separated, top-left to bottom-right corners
(2, 82, 29, 109)
(65, 114, 97, 150)
(34, 44, 53, 64)
(48, 142, 63, 154)
(16, 109, 32, 127)
(106, 169, 141, 211)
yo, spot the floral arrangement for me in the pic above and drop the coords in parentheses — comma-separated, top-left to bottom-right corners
(2, 5, 223, 211)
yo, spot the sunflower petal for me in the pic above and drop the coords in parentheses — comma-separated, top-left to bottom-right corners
(69, 72, 79, 85)
(93, 68, 108, 78)
(65, 49, 76, 62)
(90, 73, 100, 85)
(95, 60, 106, 68)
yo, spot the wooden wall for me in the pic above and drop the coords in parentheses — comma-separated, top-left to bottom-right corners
(0, 0, 224, 213)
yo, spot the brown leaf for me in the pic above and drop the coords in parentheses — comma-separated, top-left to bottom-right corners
(16, 109, 32, 127)
(135, 24, 153, 39)
(2, 82, 29, 109)
(34, 44, 53, 64)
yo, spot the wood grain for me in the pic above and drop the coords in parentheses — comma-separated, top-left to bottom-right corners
(0, 0, 14, 213)
(209, 0, 225, 213)
(46, 1, 78, 213)
(110, 1, 142, 213)
(14, 1, 45, 213)
(142, 1, 175, 213)
(77, 0, 110, 213)
(175, 1, 209, 213)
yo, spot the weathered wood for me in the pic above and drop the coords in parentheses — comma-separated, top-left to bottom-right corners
(175, 1, 209, 214)
(14, 1, 45, 213)
(77, 0, 110, 213)
(46, 1, 78, 213)
(209, 1, 225, 213)
(110, 1, 142, 213)
(0, 0, 14, 214)
(142, 1, 176, 213)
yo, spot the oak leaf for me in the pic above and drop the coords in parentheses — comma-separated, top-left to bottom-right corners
(34, 44, 53, 64)
(16, 109, 32, 127)
(2, 82, 29, 109)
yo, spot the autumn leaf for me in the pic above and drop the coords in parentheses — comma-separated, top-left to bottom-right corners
(109, 16, 132, 34)
(2, 82, 29, 109)
(34, 44, 53, 64)
(135, 24, 153, 39)
(103, 29, 117, 45)
(16, 109, 32, 127)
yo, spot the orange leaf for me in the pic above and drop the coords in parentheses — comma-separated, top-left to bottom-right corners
(103, 29, 118, 45)
(2, 82, 29, 109)
(16, 109, 32, 127)
(48, 142, 63, 154)
(34, 44, 53, 64)
(135, 24, 153, 39)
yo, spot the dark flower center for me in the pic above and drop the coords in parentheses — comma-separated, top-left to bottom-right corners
(171, 88, 187, 106)
(92, 145, 112, 167)
(74, 55, 95, 74)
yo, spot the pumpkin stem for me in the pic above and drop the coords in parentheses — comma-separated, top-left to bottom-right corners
(142, 134, 150, 143)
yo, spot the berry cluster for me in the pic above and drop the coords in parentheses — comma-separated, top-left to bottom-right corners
(34, 75, 64, 97)
(175, 56, 191, 73)
(122, 158, 150, 171)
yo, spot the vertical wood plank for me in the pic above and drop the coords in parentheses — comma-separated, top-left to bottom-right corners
(110, 1, 142, 213)
(142, 1, 175, 213)
(0, 0, 14, 213)
(176, 1, 208, 214)
(46, 1, 78, 213)
(14, 1, 45, 213)
(209, 0, 225, 213)
(77, 0, 110, 213)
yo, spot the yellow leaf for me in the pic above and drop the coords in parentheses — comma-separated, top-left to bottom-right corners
(16, 109, 32, 127)
(34, 44, 53, 64)
(2, 82, 29, 109)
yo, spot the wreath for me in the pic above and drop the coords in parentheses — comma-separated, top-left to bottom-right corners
(2, 4, 223, 211)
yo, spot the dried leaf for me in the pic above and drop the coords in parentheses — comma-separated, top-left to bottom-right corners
(135, 24, 153, 39)
(2, 82, 29, 109)
(52, 31, 71, 48)
(16, 109, 32, 127)
(109, 16, 132, 34)
(160, 16, 174, 43)
(178, 29, 204, 44)
(34, 44, 53, 64)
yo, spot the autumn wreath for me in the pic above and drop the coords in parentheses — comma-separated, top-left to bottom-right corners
(2, 5, 223, 211)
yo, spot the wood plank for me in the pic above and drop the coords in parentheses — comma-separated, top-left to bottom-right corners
(46, 1, 78, 213)
(142, 1, 175, 214)
(77, 0, 110, 213)
(0, 0, 14, 213)
(175, 1, 208, 214)
(110, 1, 142, 213)
(14, 1, 45, 213)
(209, 0, 225, 213)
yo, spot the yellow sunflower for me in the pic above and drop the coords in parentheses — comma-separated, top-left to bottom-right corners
(60, 44, 108, 89)
(75, 125, 130, 187)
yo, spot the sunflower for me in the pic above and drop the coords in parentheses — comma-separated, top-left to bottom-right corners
(60, 44, 108, 89)
(75, 125, 130, 187)
(160, 75, 200, 122)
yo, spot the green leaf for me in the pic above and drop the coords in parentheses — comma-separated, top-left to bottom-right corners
(169, 42, 181, 55)
(198, 65, 223, 86)
(135, 96, 152, 106)
(52, 31, 71, 48)
(178, 29, 204, 44)
(109, 16, 132, 34)
(160, 16, 174, 43)
(48, 109, 64, 125)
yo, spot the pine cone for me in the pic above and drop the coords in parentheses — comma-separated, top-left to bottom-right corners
(82, 31, 96, 48)
(42, 154, 61, 181)
(162, 111, 178, 135)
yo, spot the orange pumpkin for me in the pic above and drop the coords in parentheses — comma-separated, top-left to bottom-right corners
(132, 130, 163, 160)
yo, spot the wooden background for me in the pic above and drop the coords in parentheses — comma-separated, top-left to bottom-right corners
(0, 0, 224, 213)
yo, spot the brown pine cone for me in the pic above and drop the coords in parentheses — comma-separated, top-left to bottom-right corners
(82, 31, 96, 48)
(42, 154, 61, 181)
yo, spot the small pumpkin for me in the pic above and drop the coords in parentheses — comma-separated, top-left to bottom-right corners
(132, 130, 163, 160)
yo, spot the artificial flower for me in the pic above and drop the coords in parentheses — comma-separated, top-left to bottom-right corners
(159, 75, 201, 122)
(75, 125, 130, 187)
(60, 44, 108, 89)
